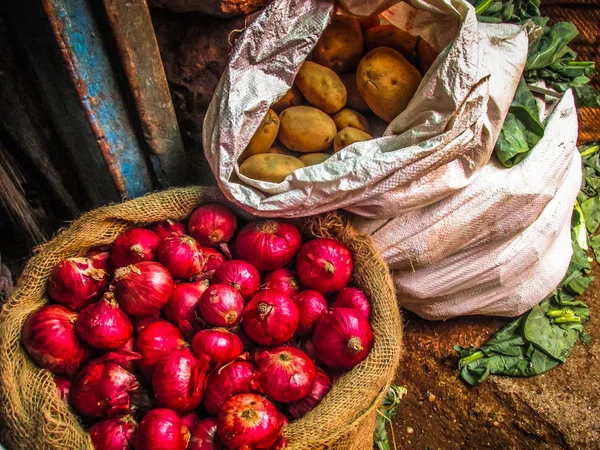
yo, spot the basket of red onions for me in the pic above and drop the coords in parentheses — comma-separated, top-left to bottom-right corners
(0, 187, 402, 450)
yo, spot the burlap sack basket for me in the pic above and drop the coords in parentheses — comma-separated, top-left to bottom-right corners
(0, 186, 402, 450)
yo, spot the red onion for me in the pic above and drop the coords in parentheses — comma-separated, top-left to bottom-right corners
(149, 219, 186, 239)
(87, 246, 114, 276)
(22, 305, 92, 376)
(192, 328, 243, 367)
(188, 203, 237, 247)
(113, 262, 174, 316)
(76, 292, 133, 349)
(242, 290, 299, 346)
(181, 411, 202, 432)
(71, 360, 139, 417)
(203, 360, 261, 415)
(47, 257, 108, 310)
(296, 238, 353, 295)
(211, 260, 260, 300)
(158, 234, 205, 279)
(292, 290, 328, 336)
(264, 269, 300, 297)
(189, 418, 222, 450)
(54, 376, 71, 404)
(132, 311, 162, 333)
(197, 284, 244, 327)
(287, 368, 331, 418)
(134, 321, 187, 379)
(163, 280, 210, 339)
(99, 348, 141, 375)
(111, 228, 161, 269)
(152, 349, 210, 414)
(235, 220, 301, 271)
(313, 308, 373, 369)
(217, 394, 282, 450)
(89, 416, 137, 450)
(201, 247, 226, 275)
(332, 287, 371, 320)
(136, 408, 190, 450)
(255, 346, 316, 402)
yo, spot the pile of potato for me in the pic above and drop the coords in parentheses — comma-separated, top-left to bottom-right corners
(239, 14, 439, 183)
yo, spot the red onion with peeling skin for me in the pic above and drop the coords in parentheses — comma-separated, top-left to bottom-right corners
(89, 415, 137, 450)
(264, 268, 300, 297)
(313, 308, 373, 370)
(149, 219, 186, 239)
(181, 411, 201, 432)
(197, 284, 244, 328)
(113, 262, 173, 317)
(104, 337, 136, 372)
(287, 368, 332, 418)
(163, 280, 209, 339)
(87, 246, 114, 276)
(255, 346, 316, 402)
(332, 287, 371, 320)
(211, 260, 260, 300)
(76, 292, 133, 349)
(201, 247, 226, 276)
(295, 238, 353, 295)
(242, 290, 299, 346)
(47, 257, 108, 310)
(189, 418, 222, 450)
(188, 203, 237, 247)
(235, 220, 301, 271)
(292, 290, 328, 336)
(134, 321, 188, 379)
(158, 234, 205, 279)
(54, 376, 71, 404)
(111, 228, 161, 269)
(203, 360, 261, 415)
(191, 328, 243, 367)
(136, 408, 190, 450)
(22, 305, 92, 376)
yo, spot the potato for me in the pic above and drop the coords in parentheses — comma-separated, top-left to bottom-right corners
(357, 47, 422, 122)
(271, 86, 303, 114)
(339, 72, 369, 113)
(278, 106, 338, 153)
(333, 127, 372, 152)
(417, 39, 439, 75)
(359, 15, 380, 30)
(332, 108, 370, 133)
(314, 15, 364, 73)
(240, 154, 305, 183)
(364, 25, 418, 57)
(299, 153, 330, 166)
(295, 61, 347, 114)
(238, 109, 280, 162)
(266, 144, 295, 156)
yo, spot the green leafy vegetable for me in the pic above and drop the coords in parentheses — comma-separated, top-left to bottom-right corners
(374, 384, 407, 450)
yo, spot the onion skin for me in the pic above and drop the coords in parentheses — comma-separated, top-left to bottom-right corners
(54, 376, 71, 404)
(197, 284, 244, 327)
(136, 408, 190, 450)
(287, 368, 331, 418)
(163, 280, 210, 339)
(148, 220, 186, 239)
(292, 290, 328, 336)
(264, 269, 300, 298)
(191, 328, 243, 367)
(71, 360, 139, 418)
(134, 321, 188, 379)
(203, 360, 261, 415)
(255, 346, 316, 403)
(242, 290, 299, 346)
(158, 234, 205, 279)
(89, 415, 137, 450)
(332, 287, 371, 320)
(22, 305, 92, 377)
(152, 349, 210, 414)
(111, 228, 161, 269)
(76, 292, 133, 349)
(47, 257, 108, 310)
(87, 246, 114, 276)
(313, 308, 373, 370)
(113, 262, 174, 317)
(235, 220, 301, 271)
(189, 418, 222, 450)
(217, 393, 282, 450)
(211, 260, 260, 300)
(295, 238, 353, 295)
(188, 203, 237, 247)
(201, 247, 226, 275)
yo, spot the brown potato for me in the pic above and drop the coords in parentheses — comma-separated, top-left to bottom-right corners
(314, 15, 364, 73)
(339, 72, 369, 113)
(417, 39, 439, 75)
(295, 62, 347, 114)
(357, 47, 422, 122)
(299, 153, 330, 166)
(333, 127, 373, 152)
(364, 25, 418, 57)
(240, 154, 305, 183)
(271, 86, 303, 114)
(278, 106, 337, 153)
(238, 109, 280, 162)
(359, 15, 380, 30)
(332, 109, 370, 133)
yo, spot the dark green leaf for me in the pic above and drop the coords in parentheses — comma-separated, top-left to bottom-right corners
(581, 195, 600, 233)
(590, 235, 600, 264)
(526, 22, 579, 70)
(574, 85, 600, 108)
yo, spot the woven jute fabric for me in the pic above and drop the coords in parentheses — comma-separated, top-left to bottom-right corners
(0, 186, 402, 450)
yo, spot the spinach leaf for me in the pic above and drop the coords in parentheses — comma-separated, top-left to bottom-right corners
(526, 22, 578, 71)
